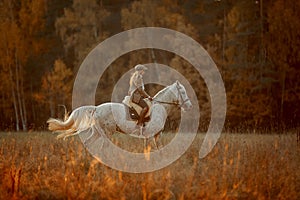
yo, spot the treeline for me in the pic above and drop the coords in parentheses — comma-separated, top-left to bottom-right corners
(0, 0, 299, 131)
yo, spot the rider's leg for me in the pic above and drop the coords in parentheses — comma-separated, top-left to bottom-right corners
(137, 107, 148, 126)
(137, 99, 148, 126)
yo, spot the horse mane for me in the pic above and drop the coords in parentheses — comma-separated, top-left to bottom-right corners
(154, 83, 175, 98)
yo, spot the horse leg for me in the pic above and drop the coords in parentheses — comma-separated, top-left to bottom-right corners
(153, 138, 159, 150)
(143, 131, 162, 151)
(143, 138, 148, 149)
(153, 131, 162, 150)
(83, 127, 96, 146)
(84, 124, 108, 146)
(56, 127, 76, 140)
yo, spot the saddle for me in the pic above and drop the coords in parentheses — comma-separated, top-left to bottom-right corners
(122, 96, 152, 124)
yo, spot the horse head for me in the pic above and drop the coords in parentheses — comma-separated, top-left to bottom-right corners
(153, 81, 192, 112)
(174, 80, 192, 111)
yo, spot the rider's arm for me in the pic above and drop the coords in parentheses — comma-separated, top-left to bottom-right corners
(134, 74, 151, 98)
(137, 87, 151, 98)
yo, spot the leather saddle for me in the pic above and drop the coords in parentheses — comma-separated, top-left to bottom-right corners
(122, 96, 151, 123)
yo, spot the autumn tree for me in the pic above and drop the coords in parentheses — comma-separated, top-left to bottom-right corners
(36, 59, 73, 117)
(265, 0, 300, 126)
(120, 0, 199, 80)
(121, 0, 197, 66)
(55, 0, 110, 68)
(0, 0, 46, 131)
(202, 1, 275, 127)
(0, 0, 298, 131)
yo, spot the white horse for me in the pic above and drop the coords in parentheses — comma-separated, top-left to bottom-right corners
(47, 80, 192, 147)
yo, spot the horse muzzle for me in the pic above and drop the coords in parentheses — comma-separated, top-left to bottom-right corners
(182, 101, 192, 112)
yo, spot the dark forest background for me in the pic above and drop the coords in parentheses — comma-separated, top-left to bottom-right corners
(0, 0, 299, 132)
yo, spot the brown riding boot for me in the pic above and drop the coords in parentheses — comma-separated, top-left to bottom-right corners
(136, 107, 148, 136)
(137, 107, 148, 126)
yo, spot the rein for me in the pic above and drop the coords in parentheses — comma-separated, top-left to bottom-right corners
(152, 84, 189, 107)
(153, 99, 179, 106)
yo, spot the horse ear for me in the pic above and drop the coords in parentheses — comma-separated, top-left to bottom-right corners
(176, 80, 179, 85)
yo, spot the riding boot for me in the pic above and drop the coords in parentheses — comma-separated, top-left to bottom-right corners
(137, 107, 148, 126)
(131, 107, 147, 136)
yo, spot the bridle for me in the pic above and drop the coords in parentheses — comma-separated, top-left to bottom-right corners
(153, 84, 190, 107)
(176, 83, 190, 107)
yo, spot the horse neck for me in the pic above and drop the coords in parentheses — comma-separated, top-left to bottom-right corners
(154, 84, 177, 112)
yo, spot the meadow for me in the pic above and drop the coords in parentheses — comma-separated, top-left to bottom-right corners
(0, 131, 299, 200)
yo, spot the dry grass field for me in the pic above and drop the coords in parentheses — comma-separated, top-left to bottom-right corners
(0, 131, 299, 200)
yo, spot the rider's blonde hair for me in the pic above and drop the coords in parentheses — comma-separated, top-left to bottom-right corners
(129, 71, 139, 87)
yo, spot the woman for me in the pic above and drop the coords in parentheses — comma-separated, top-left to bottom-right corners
(128, 64, 152, 128)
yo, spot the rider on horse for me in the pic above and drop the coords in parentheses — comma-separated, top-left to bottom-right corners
(128, 64, 152, 133)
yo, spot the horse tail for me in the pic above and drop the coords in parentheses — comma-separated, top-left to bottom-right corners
(58, 104, 70, 121)
(47, 106, 97, 139)
(47, 112, 74, 132)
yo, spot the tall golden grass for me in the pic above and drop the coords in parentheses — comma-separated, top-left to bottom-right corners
(0, 132, 299, 199)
